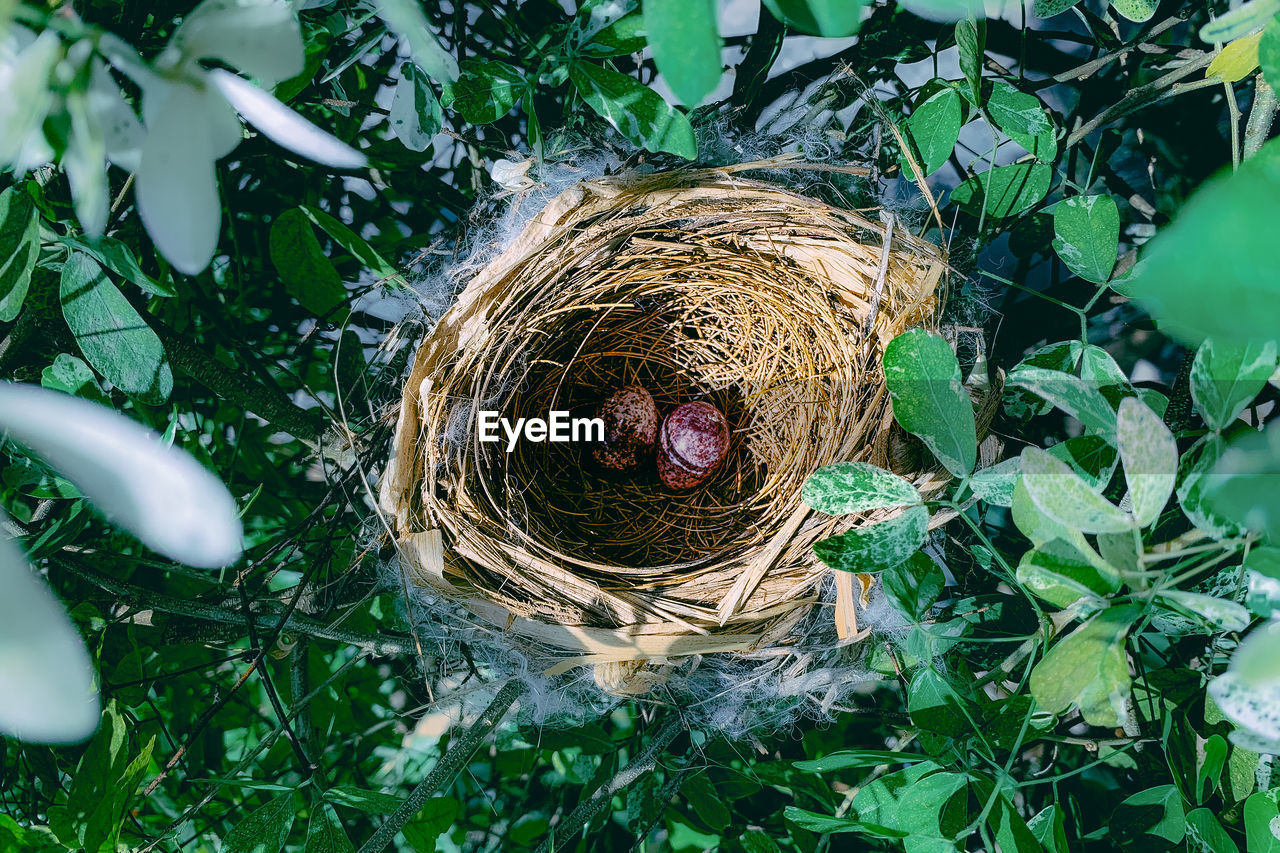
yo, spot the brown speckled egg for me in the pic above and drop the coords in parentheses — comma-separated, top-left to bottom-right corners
(593, 385, 659, 470)
(658, 401, 730, 490)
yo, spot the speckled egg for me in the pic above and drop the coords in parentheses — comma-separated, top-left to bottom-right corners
(593, 385, 659, 471)
(657, 401, 730, 490)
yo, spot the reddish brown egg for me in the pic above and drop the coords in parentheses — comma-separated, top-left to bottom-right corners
(593, 385, 659, 471)
(657, 401, 730, 490)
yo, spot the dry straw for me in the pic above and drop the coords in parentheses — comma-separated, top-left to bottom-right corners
(381, 157, 952, 695)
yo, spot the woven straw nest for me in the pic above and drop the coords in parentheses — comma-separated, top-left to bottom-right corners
(381, 158, 956, 694)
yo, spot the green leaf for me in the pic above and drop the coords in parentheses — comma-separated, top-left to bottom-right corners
(569, 61, 697, 158)
(642, 0, 722, 106)
(1233, 621, 1280, 686)
(1029, 605, 1138, 726)
(269, 209, 349, 319)
(793, 750, 930, 772)
(684, 771, 732, 832)
(1046, 435, 1118, 491)
(1201, 0, 1280, 43)
(801, 461, 922, 515)
(1116, 397, 1177, 527)
(62, 235, 175, 297)
(812, 505, 929, 573)
(955, 18, 984, 104)
(50, 703, 153, 852)
(401, 797, 458, 850)
(883, 328, 977, 477)
(1007, 366, 1118, 434)
(987, 81, 1056, 161)
(322, 786, 404, 814)
(60, 252, 172, 404)
(1032, 0, 1078, 19)
(299, 205, 403, 284)
(1262, 18, 1280, 94)
(1027, 805, 1069, 853)
(908, 669, 968, 737)
(1197, 734, 1229, 804)
(1177, 436, 1246, 540)
(222, 793, 296, 853)
(1185, 807, 1238, 853)
(0, 184, 40, 322)
(1052, 195, 1119, 283)
(390, 61, 442, 151)
(1156, 591, 1250, 633)
(1246, 547, 1280, 618)
(1021, 447, 1134, 534)
(1204, 422, 1280, 541)
(1111, 785, 1186, 845)
(952, 163, 1052, 219)
(851, 761, 944, 833)
(968, 456, 1021, 507)
(443, 60, 523, 124)
(1011, 477, 1113, 577)
(1110, 0, 1156, 23)
(1129, 137, 1280, 345)
(1016, 541, 1118, 610)
(896, 771, 970, 842)
(883, 551, 945, 621)
(303, 803, 354, 853)
(1245, 790, 1280, 853)
(761, 0, 867, 36)
(901, 85, 963, 176)
(783, 806, 878, 834)
(1191, 338, 1279, 432)
(374, 0, 459, 84)
(582, 13, 646, 56)
(41, 353, 107, 404)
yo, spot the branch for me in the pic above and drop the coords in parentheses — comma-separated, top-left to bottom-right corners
(533, 715, 684, 853)
(149, 317, 326, 441)
(357, 680, 525, 853)
(1245, 74, 1279, 160)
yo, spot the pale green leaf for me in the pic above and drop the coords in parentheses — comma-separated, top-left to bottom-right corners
(374, 0, 459, 84)
(968, 456, 1021, 507)
(1052, 195, 1119, 283)
(1244, 790, 1280, 853)
(1116, 396, 1177, 527)
(801, 462, 922, 515)
(1007, 366, 1117, 434)
(1156, 590, 1251, 633)
(0, 184, 40, 322)
(987, 81, 1056, 161)
(761, 0, 867, 36)
(883, 328, 977, 477)
(952, 163, 1051, 219)
(1029, 605, 1138, 726)
(1021, 447, 1134, 534)
(60, 253, 172, 404)
(643, 0, 722, 106)
(901, 85, 963, 177)
(1191, 338, 1278, 431)
(569, 61, 696, 158)
(223, 793, 296, 853)
(390, 62, 442, 152)
(1201, 0, 1280, 43)
(1205, 422, 1280, 541)
(812, 505, 929, 572)
(1111, 0, 1156, 23)
(1016, 541, 1118, 610)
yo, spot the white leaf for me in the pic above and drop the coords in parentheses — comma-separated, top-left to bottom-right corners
(0, 383, 243, 567)
(0, 534, 100, 743)
(1210, 669, 1280, 744)
(208, 70, 368, 169)
(169, 0, 304, 86)
(90, 60, 144, 173)
(0, 28, 61, 169)
(65, 89, 110, 238)
(136, 81, 226, 275)
(1116, 396, 1177, 527)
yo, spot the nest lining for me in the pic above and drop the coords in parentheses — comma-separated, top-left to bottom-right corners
(382, 160, 952, 690)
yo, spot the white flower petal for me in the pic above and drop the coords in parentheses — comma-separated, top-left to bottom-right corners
(0, 383, 244, 567)
(209, 69, 367, 169)
(170, 0, 304, 86)
(136, 84, 225, 275)
(90, 60, 144, 173)
(0, 534, 100, 744)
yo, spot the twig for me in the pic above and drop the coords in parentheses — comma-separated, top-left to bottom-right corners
(533, 715, 684, 853)
(1064, 52, 1216, 148)
(357, 680, 525, 853)
(1245, 74, 1280, 160)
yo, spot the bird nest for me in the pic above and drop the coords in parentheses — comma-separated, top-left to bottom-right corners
(381, 160, 952, 694)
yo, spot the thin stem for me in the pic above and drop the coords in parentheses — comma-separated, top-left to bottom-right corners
(357, 680, 525, 853)
(1245, 74, 1280, 159)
